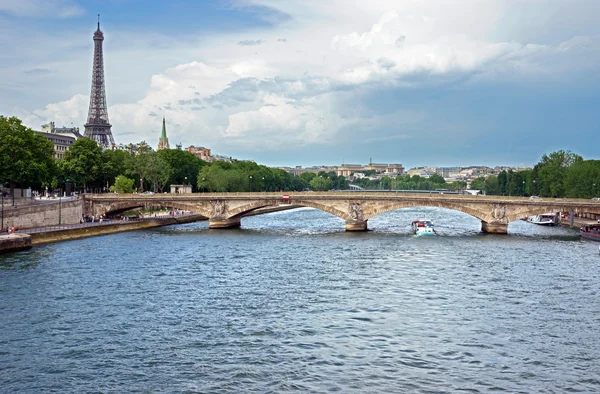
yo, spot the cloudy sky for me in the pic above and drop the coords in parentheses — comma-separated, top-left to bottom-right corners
(1, 0, 599, 168)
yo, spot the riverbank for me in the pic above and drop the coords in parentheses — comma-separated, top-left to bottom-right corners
(9, 205, 301, 248)
(0, 234, 32, 253)
(29, 214, 205, 246)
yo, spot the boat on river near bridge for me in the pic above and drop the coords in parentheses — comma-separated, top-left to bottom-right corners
(412, 219, 437, 236)
(526, 214, 557, 226)
(580, 224, 600, 241)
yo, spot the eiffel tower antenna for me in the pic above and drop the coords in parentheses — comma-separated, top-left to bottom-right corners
(84, 15, 116, 150)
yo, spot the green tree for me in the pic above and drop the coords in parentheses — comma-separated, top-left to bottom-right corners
(429, 173, 445, 184)
(110, 175, 135, 193)
(0, 116, 56, 196)
(309, 176, 333, 191)
(62, 137, 103, 191)
(101, 149, 129, 191)
(564, 160, 600, 198)
(535, 150, 582, 197)
(469, 177, 486, 191)
(158, 149, 205, 191)
(144, 152, 172, 193)
(498, 171, 507, 195)
(484, 175, 500, 195)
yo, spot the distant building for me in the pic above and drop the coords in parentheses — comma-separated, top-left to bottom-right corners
(407, 168, 435, 178)
(157, 116, 170, 150)
(37, 132, 76, 159)
(170, 184, 192, 194)
(281, 162, 405, 178)
(187, 146, 212, 161)
(336, 164, 364, 177)
(41, 121, 83, 140)
(366, 163, 404, 175)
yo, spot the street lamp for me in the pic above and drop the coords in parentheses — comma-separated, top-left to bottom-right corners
(1, 187, 4, 230)
(261, 177, 265, 192)
(522, 180, 525, 197)
(59, 187, 62, 226)
(249, 175, 253, 192)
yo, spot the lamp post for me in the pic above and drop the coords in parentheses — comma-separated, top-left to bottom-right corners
(522, 180, 525, 197)
(261, 177, 265, 192)
(58, 187, 62, 226)
(249, 175, 253, 192)
(1, 188, 4, 230)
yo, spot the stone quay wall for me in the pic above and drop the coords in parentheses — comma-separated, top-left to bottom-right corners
(30, 214, 205, 246)
(2, 200, 83, 230)
(0, 234, 32, 253)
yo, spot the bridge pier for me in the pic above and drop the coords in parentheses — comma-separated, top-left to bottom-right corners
(209, 217, 241, 229)
(346, 220, 368, 232)
(481, 221, 508, 234)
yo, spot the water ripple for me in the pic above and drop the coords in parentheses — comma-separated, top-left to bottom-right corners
(1, 207, 598, 392)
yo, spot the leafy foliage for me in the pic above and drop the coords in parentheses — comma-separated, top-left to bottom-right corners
(110, 175, 135, 193)
(62, 137, 103, 189)
(0, 116, 55, 193)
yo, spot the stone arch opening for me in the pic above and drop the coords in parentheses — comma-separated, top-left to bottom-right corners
(362, 201, 488, 223)
(227, 200, 350, 222)
(90, 201, 210, 219)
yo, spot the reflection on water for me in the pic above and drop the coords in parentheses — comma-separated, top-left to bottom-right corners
(1, 207, 598, 393)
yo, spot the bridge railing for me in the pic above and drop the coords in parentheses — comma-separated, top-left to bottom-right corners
(82, 192, 600, 204)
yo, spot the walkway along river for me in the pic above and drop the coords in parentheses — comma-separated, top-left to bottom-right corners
(1, 206, 599, 392)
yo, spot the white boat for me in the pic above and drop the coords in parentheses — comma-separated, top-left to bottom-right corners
(526, 213, 557, 226)
(412, 219, 437, 236)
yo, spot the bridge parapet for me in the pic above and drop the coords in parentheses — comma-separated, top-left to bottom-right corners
(83, 193, 600, 233)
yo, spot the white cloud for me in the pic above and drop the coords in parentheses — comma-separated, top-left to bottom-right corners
(15, 94, 89, 129)
(7, 0, 600, 159)
(0, 0, 84, 18)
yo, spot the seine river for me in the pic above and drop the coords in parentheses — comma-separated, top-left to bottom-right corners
(1, 207, 599, 393)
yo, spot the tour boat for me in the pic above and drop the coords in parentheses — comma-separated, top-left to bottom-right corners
(526, 214, 557, 226)
(412, 219, 437, 236)
(580, 224, 600, 241)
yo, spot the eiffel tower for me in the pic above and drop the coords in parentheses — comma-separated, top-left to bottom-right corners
(84, 15, 115, 149)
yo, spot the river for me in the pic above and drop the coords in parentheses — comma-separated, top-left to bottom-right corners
(1, 207, 599, 393)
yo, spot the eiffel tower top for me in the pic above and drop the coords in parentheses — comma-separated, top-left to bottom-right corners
(84, 14, 115, 150)
(94, 14, 104, 40)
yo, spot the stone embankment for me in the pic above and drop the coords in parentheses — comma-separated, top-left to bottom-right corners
(2, 198, 82, 230)
(30, 214, 204, 246)
(10, 205, 301, 248)
(0, 234, 32, 253)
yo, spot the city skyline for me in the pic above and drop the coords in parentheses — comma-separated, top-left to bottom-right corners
(1, 0, 599, 169)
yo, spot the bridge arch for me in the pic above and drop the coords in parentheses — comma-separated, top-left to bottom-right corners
(361, 200, 490, 222)
(505, 207, 562, 223)
(89, 200, 211, 219)
(227, 200, 350, 221)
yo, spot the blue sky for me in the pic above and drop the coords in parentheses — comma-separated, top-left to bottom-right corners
(1, 0, 599, 169)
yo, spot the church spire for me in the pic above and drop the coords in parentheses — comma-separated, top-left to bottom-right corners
(157, 116, 170, 150)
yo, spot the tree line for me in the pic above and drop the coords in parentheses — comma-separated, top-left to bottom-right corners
(469, 150, 600, 198)
(1, 116, 598, 198)
(352, 172, 467, 191)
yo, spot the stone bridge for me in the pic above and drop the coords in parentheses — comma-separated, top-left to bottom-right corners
(83, 192, 600, 234)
